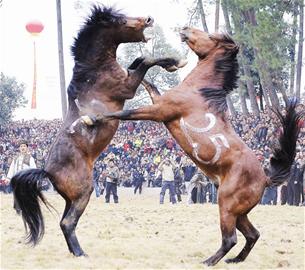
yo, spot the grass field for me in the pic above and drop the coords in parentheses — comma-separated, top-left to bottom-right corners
(0, 188, 304, 270)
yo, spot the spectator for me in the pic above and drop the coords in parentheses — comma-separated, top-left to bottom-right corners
(6, 140, 36, 212)
(157, 158, 177, 204)
(0, 107, 303, 208)
(187, 170, 209, 204)
(133, 168, 145, 194)
(104, 159, 119, 203)
(174, 166, 184, 202)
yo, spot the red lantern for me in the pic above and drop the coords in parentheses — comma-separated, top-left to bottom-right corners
(25, 20, 44, 36)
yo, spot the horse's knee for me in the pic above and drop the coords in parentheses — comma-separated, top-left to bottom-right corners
(247, 229, 260, 244)
(60, 216, 77, 235)
(222, 234, 237, 252)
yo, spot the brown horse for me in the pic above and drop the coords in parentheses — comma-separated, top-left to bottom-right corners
(11, 5, 185, 257)
(91, 27, 303, 265)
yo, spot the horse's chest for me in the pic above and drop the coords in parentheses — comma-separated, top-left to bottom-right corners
(100, 68, 126, 88)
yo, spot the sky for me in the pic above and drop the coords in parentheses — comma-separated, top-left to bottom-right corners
(0, 0, 304, 120)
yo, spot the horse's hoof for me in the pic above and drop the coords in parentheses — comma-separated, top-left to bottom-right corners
(165, 59, 188, 72)
(80, 115, 94, 126)
(165, 65, 179, 72)
(202, 258, 215, 266)
(177, 59, 188, 68)
(225, 257, 243, 264)
(74, 250, 88, 257)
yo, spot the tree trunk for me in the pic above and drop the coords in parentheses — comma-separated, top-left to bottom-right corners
(278, 83, 289, 105)
(238, 83, 249, 116)
(226, 95, 236, 117)
(197, 0, 209, 32)
(257, 70, 272, 112)
(221, 0, 232, 34)
(289, 1, 298, 95)
(258, 59, 280, 108)
(242, 9, 280, 109)
(220, 0, 237, 117)
(227, 5, 260, 115)
(240, 50, 260, 116)
(215, 0, 220, 32)
(258, 82, 265, 111)
(296, 0, 304, 99)
(56, 0, 67, 118)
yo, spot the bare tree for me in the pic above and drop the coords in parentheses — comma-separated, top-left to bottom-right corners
(56, 0, 67, 118)
(221, 0, 232, 34)
(197, 0, 209, 32)
(296, 0, 304, 99)
(215, 0, 220, 32)
(289, 1, 298, 95)
(238, 83, 249, 116)
(242, 8, 280, 109)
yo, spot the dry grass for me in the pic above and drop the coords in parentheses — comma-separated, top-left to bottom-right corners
(0, 188, 304, 270)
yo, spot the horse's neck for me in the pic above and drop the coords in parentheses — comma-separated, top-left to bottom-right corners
(183, 60, 224, 89)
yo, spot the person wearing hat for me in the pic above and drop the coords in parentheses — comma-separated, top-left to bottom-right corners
(6, 140, 36, 212)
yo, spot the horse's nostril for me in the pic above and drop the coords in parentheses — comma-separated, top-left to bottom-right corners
(145, 16, 154, 25)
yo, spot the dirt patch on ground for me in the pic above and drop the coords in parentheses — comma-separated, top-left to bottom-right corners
(1, 188, 304, 269)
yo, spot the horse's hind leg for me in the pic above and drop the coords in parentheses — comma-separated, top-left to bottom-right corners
(203, 211, 237, 266)
(60, 190, 92, 256)
(225, 215, 260, 263)
(60, 199, 74, 253)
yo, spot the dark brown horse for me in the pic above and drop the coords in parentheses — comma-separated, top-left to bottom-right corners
(11, 5, 185, 257)
(90, 27, 303, 265)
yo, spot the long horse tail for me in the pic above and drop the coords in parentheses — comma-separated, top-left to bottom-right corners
(11, 168, 54, 245)
(267, 101, 303, 186)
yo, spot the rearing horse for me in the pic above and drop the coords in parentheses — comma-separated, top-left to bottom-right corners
(11, 5, 185, 257)
(91, 27, 303, 265)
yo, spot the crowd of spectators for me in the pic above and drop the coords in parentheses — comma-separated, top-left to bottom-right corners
(0, 110, 304, 205)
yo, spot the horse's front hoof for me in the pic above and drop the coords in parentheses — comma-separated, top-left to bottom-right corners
(80, 115, 95, 126)
(202, 257, 217, 266)
(225, 257, 243, 264)
(165, 59, 188, 72)
(165, 65, 179, 72)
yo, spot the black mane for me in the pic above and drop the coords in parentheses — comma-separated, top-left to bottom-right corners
(200, 33, 239, 115)
(71, 5, 126, 62)
(199, 88, 229, 116)
(68, 5, 126, 100)
(211, 33, 239, 93)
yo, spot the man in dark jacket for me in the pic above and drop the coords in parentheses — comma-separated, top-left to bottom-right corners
(287, 161, 303, 206)
(133, 169, 145, 194)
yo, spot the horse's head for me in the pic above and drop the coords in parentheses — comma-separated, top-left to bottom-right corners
(180, 27, 215, 58)
(180, 27, 239, 91)
(180, 27, 239, 60)
(71, 5, 153, 63)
